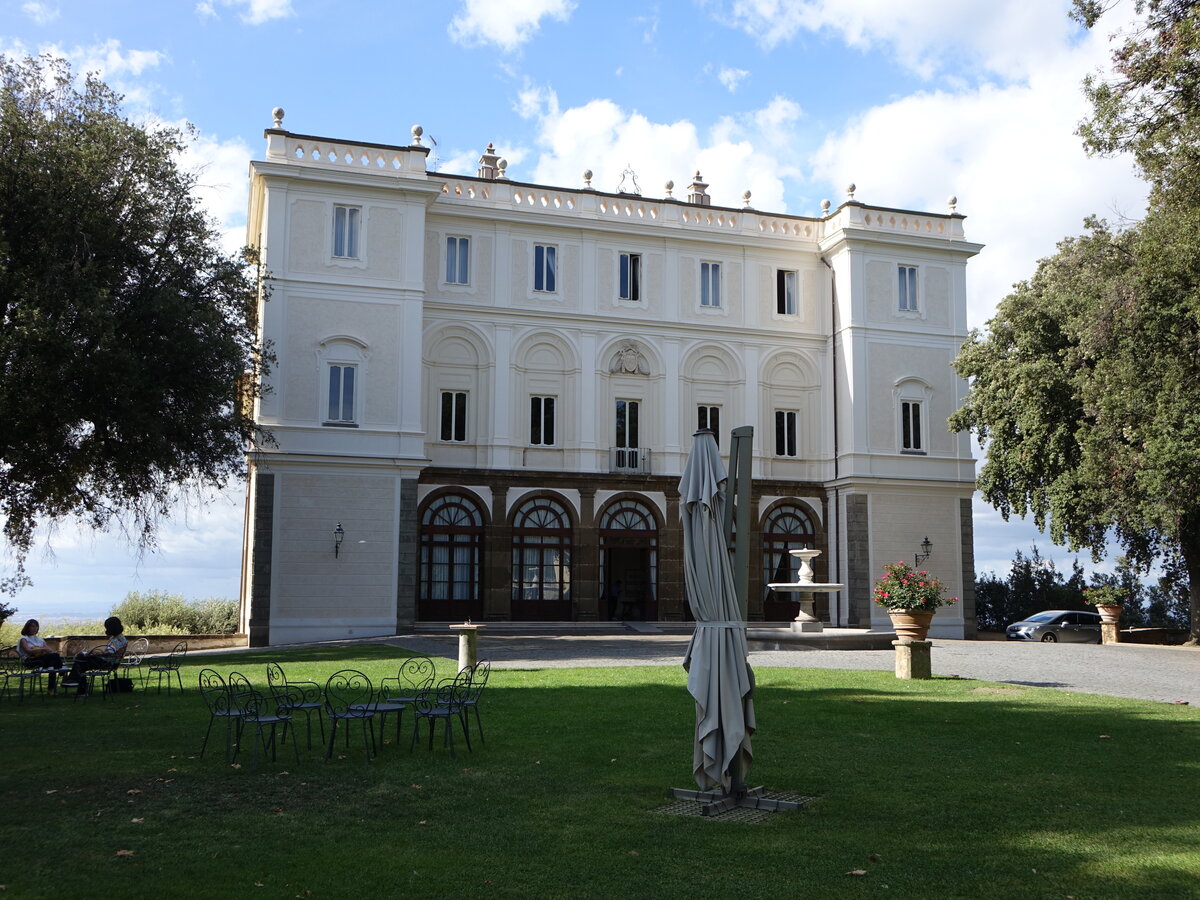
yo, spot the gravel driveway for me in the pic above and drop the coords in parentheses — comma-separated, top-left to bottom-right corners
(387, 632, 1199, 707)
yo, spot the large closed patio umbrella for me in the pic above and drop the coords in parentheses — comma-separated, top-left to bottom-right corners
(678, 429, 756, 794)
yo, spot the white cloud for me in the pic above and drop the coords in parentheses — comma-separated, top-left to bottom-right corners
(807, 16, 1148, 326)
(176, 127, 255, 253)
(449, 0, 576, 52)
(21, 2, 59, 25)
(635, 9, 659, 44)
(195, 0, 294, 25)
(717, 65, 750, 93)
(59, 38, 165, 78)
(506, 88, 804, 212)
(721, 0, 1082, 81)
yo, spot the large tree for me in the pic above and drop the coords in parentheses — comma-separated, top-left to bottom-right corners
(952, 2, 1200, 644)
(0, 55, 268, 593)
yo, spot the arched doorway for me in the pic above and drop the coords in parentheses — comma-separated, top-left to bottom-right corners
(761, 502, 820, 621)
(418, 492, 485, 621)
(599, 497, 659, 620)
(511, 496, 573, 620)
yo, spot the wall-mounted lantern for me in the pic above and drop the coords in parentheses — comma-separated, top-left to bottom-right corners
(914, 536, 932, 569)
(334, 522, 345, 558)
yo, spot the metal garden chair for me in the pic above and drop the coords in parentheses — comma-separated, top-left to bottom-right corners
(323, 669, 378, 762)
(457, 659, 491, 745)
(148, 640, 188, 694)
(198, 668, 250, 762)
(237, 686, 300, 772)
(410, 669, 473, 758)
(119, 637, 150, 688)
(380, 655, 437, 706)
(266, 662, 325, 750)
(74, 644, 126, 701)
(0, 646, 44, 701)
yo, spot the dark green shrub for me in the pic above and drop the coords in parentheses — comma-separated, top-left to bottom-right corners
(110, 591, 238, 634)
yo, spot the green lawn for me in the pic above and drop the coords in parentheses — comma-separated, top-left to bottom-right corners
(2, 645, 1197, 899)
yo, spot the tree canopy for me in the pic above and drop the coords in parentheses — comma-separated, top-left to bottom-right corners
(0, 55, 268, 593)
(952, 3, 1200, 643)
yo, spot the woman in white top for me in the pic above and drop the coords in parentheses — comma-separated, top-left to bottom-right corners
(18, 619, 65, 693)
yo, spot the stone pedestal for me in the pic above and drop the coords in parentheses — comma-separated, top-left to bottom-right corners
(448, 624, 485, 673)
(790, 619, 824, 634)
(893, 640, 932, 680)
(1101, 623, 1120, 645)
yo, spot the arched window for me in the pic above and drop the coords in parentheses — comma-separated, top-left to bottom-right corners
(511, 496, 573, 620)
(598, 498, 659, 621)
(419, 493, 484, 621)
(761, 502, 818, 620)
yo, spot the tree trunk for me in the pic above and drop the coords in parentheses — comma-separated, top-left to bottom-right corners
(1183, 518, 1200, 646)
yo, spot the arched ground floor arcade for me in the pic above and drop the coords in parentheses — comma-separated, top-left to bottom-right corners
(241, 462, 975, 646)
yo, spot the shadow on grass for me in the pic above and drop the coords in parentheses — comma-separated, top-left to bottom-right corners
(1, 655, 1196, 898)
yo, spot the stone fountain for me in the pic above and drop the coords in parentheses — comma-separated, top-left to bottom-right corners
(767, 548, 844, 633)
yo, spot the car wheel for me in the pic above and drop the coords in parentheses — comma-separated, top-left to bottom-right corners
(1041, 632, 1057, 643)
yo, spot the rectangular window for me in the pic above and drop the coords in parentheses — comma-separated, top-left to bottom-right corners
(700, 261, 721, 307)
(775, 410, 798, 457)
(333, 205, 360, 259)
(446, 236, 470, 285)
(440, 391, 467, 442)
(327, 364, 356, 423)
(615, 399, 640, 448)
(777, 270, 797, 315)
(534, 244, 557, 292)
(898, 265, 918, 311)
(530, 396, 556, 446)
(619, 252, 641, 301)
(697, 405, 720, 447)
(902, 400, 924, 451)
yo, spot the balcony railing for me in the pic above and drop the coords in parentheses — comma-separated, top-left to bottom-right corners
(610, 447, 651, 474)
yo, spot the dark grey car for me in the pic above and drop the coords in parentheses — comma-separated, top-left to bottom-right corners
(1006, 610, 1103, 643)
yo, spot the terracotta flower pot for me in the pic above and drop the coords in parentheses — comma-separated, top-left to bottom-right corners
(888, 609, 935, 641)
(1094, 604, 1122, 625)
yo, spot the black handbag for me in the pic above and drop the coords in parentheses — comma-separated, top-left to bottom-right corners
(106, 676, 135, 693)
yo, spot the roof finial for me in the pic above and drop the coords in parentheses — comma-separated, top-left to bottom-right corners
(411, 124, 424, 146)
(846, 183, 856, 200)
(948, 194, 958, 213)
(272, 107, 285, 129)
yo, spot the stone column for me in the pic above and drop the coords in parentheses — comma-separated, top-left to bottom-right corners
(576, 488, 599, 620)
(660, 491, 685, 620)
(485, 483, 512, 620)
(449, 624, 486, 672)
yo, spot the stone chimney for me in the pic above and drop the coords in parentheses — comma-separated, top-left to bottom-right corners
(477, 143, 501, 180)
(687, 171, 711, 206)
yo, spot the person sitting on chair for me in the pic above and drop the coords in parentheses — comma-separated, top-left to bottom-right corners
(18, 619, 65, 694)
(63, 616, 127, 694)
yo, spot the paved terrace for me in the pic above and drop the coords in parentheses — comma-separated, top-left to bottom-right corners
(373, 627, 1199, 708)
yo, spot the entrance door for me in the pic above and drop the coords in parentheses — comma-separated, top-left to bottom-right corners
(605, 547, 655, 620)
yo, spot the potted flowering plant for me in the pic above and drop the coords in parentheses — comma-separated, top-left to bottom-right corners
(1082, 585, 1126, 625)
(873, 561, 958, 641)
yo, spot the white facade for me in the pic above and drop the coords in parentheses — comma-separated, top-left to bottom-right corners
(240, 118, 982, 645)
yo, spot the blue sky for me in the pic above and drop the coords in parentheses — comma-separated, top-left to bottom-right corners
(2, 0, 1152, 619)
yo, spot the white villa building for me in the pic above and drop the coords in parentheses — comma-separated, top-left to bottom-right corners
(238, 112, 982, 646)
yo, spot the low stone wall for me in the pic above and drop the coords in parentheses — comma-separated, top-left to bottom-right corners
(1119, 627, 1192, 646)
(49, 634, 246, 657)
